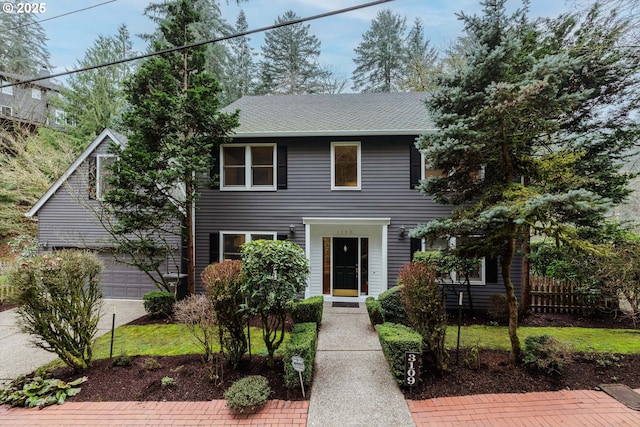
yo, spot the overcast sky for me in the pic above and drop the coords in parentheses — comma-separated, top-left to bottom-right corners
(39, 0, 578, 85)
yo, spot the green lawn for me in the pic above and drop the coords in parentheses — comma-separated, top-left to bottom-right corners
(93, 324, 288, 359)
(446, 325, 640, 354)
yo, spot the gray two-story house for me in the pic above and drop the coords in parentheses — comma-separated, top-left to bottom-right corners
(0, 70, 67, 131)
(27, 92, 521, 310)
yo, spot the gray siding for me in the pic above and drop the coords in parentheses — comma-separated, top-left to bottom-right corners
(196, 135, 522, 310)
(0, 83, 53, 126)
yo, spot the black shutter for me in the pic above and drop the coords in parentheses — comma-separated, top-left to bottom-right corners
(209, 233, 220, 264)
(486, 256, 498, 283)
(210, 147, 220, 189)
(410, 144, 421, 189)
(277, 234, 288, 241)
(410, 238, 422, 261)
(277, 145, 287, 190)
(87, 156, 97, 199)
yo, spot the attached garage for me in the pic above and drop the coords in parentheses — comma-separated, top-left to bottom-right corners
(98, 252, 158, 299)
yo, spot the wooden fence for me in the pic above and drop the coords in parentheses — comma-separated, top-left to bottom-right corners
(529, 276, 583, 314)
(0, 260, 12, 274)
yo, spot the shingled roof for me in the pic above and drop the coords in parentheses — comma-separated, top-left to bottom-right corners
(222, 92, 434, 137)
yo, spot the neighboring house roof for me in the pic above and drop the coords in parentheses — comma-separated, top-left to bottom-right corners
(26, 128, 127, 218)
(222, 92, 435, 138)
(0, 70, 60, 92)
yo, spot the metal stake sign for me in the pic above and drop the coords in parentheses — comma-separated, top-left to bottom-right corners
(291, 356, 306, 398)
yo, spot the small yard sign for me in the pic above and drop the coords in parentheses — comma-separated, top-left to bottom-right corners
(291, 356, 306, 398)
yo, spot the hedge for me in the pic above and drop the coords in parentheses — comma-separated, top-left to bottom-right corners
(378, 286, 407, 325)
(289, 295, 324, 324)
(365, 297, 384, 326)
(282, 322, 318, 388)
(377, 322, 423, 386)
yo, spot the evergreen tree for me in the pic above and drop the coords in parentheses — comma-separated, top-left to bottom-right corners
(222, 10, 254, 103)
(256, 10, 327, 94)
(400, 18, 441, 92)
(351, 8, 407, 93)
(412, 0, 639, 361)
(0, 2, 51, 74)
(58, 24, 137, 146)
(104, 0, 239, 294)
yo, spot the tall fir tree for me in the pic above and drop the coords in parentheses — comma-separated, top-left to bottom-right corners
(57, 24, 137, 146)
(222, 10, 254, 103)
(400, 18, 440, 92)
(256, 10, 327, 94)
(351, 8, 407, 93)
(0, 2, 51, 75)
(104, 0, 239, 294)
(412, 0, 639, 361)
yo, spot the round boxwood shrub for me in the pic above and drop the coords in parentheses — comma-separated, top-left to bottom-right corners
(143, 291, 176, 319)
(224, 375, 271, 413)
(378, 286, 407, 325)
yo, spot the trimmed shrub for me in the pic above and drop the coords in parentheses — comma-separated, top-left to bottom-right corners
(225, 375, 271, 413)
(201, 260, 246, 368)
(9, 250, 103, 372)
(289, 295, 324, 324)
(377, 322, 423, 386)
(488, 293, 509, 323)
(523, 335, 572, 375)
(399, 262, 449, 373)
(241, 240, 309, 367)
(282, 322, 318, 388)
(143, 291, 175, 319)
(378, 286, 407, 325)
(174, 294, 217, 362)
(365, 297, 384, 326)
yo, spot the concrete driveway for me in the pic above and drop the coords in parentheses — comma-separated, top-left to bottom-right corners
(0, 299, 145, 386)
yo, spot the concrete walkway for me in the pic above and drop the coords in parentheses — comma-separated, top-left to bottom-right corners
(307, 302, 414, 426)
(0, 299, 146, 385)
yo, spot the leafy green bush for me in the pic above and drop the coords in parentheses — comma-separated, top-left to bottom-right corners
(143, 291, 176, 319)
(377, 322, 422, 386)
(378, 286, 407, 325)
(0, 375, 87, 408)
(174, 294, 217, 362)
(365, 297, 384, 326)
(224, 375, 271, 413)
(399, 262, 449, 373)
(289, 295, 324, 324)
(241, 240, 309, 367)
(112, 353, 132, 367)
(523, 335, 572, 375)
(282, 322, 318, 388)
(201, 260, 247, 368)
(9, 250, 103, 371)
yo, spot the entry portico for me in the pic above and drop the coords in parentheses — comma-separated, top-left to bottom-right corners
(303, 217, 390, 302)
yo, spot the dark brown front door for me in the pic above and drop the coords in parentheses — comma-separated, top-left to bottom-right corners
(333, 238, 358, 297)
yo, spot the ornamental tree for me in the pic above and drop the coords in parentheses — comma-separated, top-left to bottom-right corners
(103, 0, 239, 294)
(240, 240, 309, 367)
(412, 0, 639, 362)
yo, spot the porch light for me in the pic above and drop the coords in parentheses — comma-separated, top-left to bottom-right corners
(399, 226, 406, 239)
(289, 224, 295, 236)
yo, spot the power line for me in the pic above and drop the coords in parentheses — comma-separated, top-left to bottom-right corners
(6, 1, 119, 32)
(0, 0, 394, 89)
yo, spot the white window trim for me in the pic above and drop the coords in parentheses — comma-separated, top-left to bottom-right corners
(422, 237, 486, 285)
(0, 80, 13, 95)
(331, 141, 361, 191)
(220, 143, 277, 191)
(220, 231, 277, 261)
(96, 154, 116, 200)
(1, 105, 12, 116)
(31, 88, 41, 99)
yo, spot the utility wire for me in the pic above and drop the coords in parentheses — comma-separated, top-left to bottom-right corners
(0, 0, 394, 89)
(6, 1, 119, 32)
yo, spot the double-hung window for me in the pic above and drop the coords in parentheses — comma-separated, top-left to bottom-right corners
(221, 232, 276, 260)
(0, 80, 13, 95)
(331, 141, 361, 190)
(424, 238, 485, 285)
(221, 144, 276, 190)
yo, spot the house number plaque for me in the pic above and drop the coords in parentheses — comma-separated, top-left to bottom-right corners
(404, 352, 420, 387)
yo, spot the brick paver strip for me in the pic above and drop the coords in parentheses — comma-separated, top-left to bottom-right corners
(0, 399, 308, 426)
(409, 389, 640, 427)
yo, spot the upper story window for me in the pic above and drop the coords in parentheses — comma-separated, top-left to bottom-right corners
(97, 155, 116, 200)
(331, 141, 361, 190)
(221, 231, 276, 260)
(0, 80, 13, 96)
(1, 105, 12, 117)
(31, 88, 42, 99)
(221, 144, 276, 191)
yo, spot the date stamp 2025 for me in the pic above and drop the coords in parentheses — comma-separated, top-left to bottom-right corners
(2, 2, 46, 14)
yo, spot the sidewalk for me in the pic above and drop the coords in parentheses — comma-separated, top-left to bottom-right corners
(307, 302, 414, 426)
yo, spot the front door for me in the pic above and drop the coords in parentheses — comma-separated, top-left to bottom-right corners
(333, 238, 358, 297)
